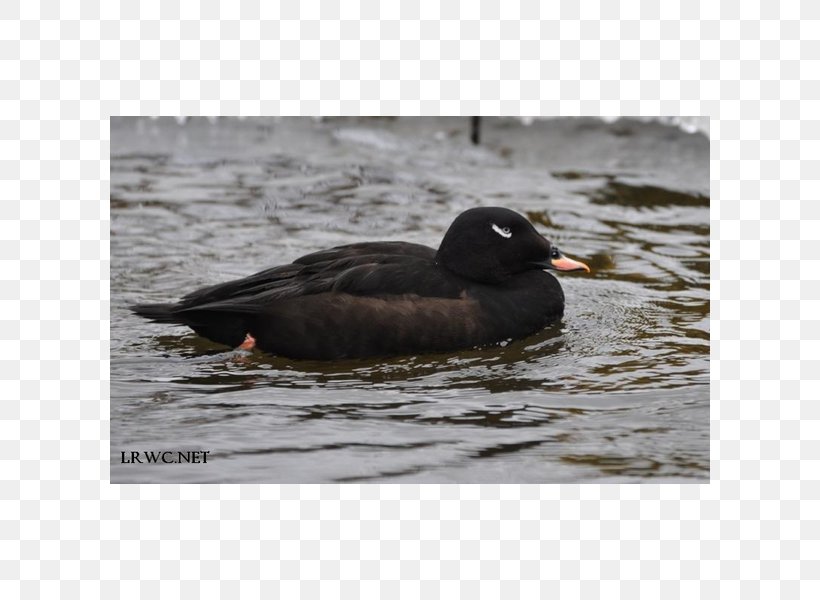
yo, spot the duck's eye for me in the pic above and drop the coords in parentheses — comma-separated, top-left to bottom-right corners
(491, 223, 512, 239)
(551, 247, 560, 258)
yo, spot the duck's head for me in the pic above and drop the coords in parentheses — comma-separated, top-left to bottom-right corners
(436, 207, 590, 284)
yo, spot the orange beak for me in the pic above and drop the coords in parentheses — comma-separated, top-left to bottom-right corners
(549, 254, 590, 273)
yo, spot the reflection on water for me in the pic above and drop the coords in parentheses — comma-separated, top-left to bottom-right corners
(111, 117, 709, 483)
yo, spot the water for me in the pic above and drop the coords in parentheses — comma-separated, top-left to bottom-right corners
(110, 117, 709, 483)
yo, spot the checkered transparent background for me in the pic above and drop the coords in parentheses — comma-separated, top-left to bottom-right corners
(3, 0, 814, 597)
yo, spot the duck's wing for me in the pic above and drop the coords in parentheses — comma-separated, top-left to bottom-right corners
(176, 241, 443, 309)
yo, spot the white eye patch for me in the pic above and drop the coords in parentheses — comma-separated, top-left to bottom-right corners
(491, 223, 512, 239)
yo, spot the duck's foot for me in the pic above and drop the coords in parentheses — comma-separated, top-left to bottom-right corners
(238, 333, 257, 351)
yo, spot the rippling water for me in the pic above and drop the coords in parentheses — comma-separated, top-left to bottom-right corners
(110, 117, 709, 483)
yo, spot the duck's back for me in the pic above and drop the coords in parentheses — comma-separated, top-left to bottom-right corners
(175, 242, 439, 306)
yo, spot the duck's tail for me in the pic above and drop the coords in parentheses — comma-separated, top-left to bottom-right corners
(131, 303, 181, 324)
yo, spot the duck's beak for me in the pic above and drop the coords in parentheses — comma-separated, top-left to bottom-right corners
(533, 251, 590, 273)
(549, 253, 590, 273)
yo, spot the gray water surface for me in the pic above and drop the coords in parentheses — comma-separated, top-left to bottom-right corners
(110, 117, 709, 483)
